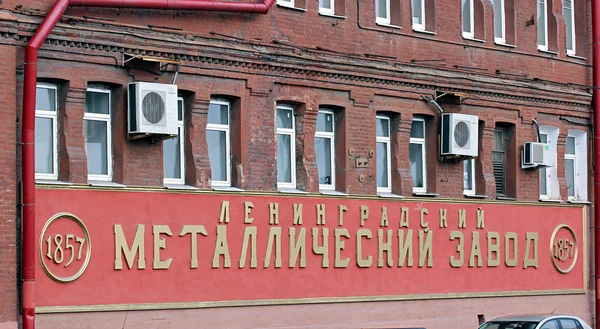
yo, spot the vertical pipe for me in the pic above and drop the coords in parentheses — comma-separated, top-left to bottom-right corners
(593, 0, 600, 327)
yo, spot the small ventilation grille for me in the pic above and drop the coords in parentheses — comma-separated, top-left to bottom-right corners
(453, 121, 470, 148)
(142, 91, 166, 125)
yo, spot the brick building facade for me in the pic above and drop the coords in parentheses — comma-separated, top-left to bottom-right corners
(0, 0, 595, 327)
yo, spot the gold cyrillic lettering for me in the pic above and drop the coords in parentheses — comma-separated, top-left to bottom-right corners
(420, 208, 429, 231)
(264, 227, 282, 268)
(244, 202, 254, 224)
(179, 225, 208, 269)
(439, 209, 447, 228)
(153, 225, 173, 270)
(476, 208, 484, 229)
(293, 203, 303, 225)
(449, 231, 464, 268)
(398, 229, 413, 267)
(468, 231, 482, 267)
(212, 226, 231, 268)
(289, 227, 306, 268)
(334, 228, 350, 268)
(312, 228, 329, 267)
(524, 232, 539, 269)
(487, 232, 500, 267)
(239, 226, 257, 268)
(219, 201, 230, 223)
(380, 207, 389, 227)
(360, 205, 369, 227)
(356, 229, 372, 267)
(316, 204, 326, 225)
(505, 232, 518, 267)
(458, 209, 466, 228)
(400, 207, 409, 228)
(418, 230, 433, 267)
(378, 229, 393, 267)
(269, 203, 279, 225)
(338, 205, 347, 226)
(114, 224, 145, 270)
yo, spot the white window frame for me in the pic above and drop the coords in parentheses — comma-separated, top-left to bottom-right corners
(84, 87, 112, 182)
(277, 0, 295, 8)
(538, 126, 559, 200)
(565, 130, 587, 201)
(376, 0, 391, 25)
(462, 0, 475, 39)
(493, 0, 506, 43)
(463, 159, 475, 195)
(412, 0, 425, 31)
(319, 0, 334, 14)
(376, 115, 392, 194)
(164, 97, 185, 185)
(207, 99, 231, 187)
(410, 117, 427, 194)
(35, 83, 59, 181)
(316, 110, 336, 191)
(563, 0, 575, 55)
(537, 0, 549, 51)
(276, 105, 296, 189)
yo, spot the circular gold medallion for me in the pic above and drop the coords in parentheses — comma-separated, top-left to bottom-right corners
(549, 224, 578, 274)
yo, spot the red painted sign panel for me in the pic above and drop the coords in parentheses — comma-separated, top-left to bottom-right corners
(35, 187, 586, 311)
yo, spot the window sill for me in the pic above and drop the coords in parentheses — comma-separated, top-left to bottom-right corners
(496, 196, 516, 201)
(319, 12, 347, 19)
(567, 200, 591, 204)
(538, 48, 559, 55)
(413, 28, 436, 35)
(213, 186, 244, 192)
(378, 192, 404, 199)
(413, 192, 439, 197)
(320, 190, 348, 196)
(278, 188, 309, 194)
(376, 22, 401, 29)
(164, 184, 198, 190)
(88, 181, 126, 188)
(464, 193, 488, 199)
(494, 41, 516, 48)
(539, 198, 562, 203)
(277, 3, 306, 11)
(36, 180, 73, 186)
(566, 53, 586, 60)
(462, 36, 485, 43)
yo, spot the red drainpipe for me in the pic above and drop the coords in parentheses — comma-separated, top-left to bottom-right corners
(21, 1, 274, 328)
(594, 0, 600, 327)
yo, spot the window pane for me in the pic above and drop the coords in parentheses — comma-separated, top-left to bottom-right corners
(412, 0, 423, 25)
(208, 103, 228, 125)
(538, 0, 547, 46)
(376, 117, 389, 137)
(277, 134, 292, 183)
(163, 131, 181, 179)
(84, 120, 108, 175)
(85, 91, 110, 114)
(559, 319, 578, 329)
(207, 130, 227, 181)
(35, 117, 54, 174)
(540, 320, 559, 329)
(377, 0, 388, 19)
(566, 136, 576, 154)
(565, 158, 575, 197)
(493, 130, 503, 151)
(36, 87, 56, 112)
(277, 108, 293, 129)
(464, 160, 473, 191)
(493, 0, 503, 39)
(410, 120, 424, 138)
(315, 137, 332, 185)
(563, 0, 573, 51)
(317, 112, 334, 132)
(540, 167, 547, 195)
(409, 143, 424, 188)
(320, 0, 331, 9)
(376, 142, 388, 188)
(462, 0, 472, 33)
(177, 99, 183, 122)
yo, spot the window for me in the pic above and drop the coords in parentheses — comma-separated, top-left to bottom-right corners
(539, 126, 559, 200)
(493, 0, 505, 43)
(277, 105, 296, 189)
(563, 0, 575, 55)
(410, 117, 426, 193)
(492, 128, 505, 197)
(463, 159, 475, 195)
(412, 0, 425, 30)
(565, 136, 576, 199)
(539, 133, 550, 198)
(277, 0, 294, 8)
(319, 0, 334, 14)
(84, 87, 112, 181)
(376, 115, 391, 193)
(315, 110, 335, 190)
(537, 0, 548, 50)
(540, 320, 559, 329)
(558, 319, 580, 329)
(376, 0, 391, 25)
(462, 0, 474, 38)
(164, 97, 185, 185)
(35, 83, 59, 180)
(565, 130, 587, 201)
(207, 99, 231, 187)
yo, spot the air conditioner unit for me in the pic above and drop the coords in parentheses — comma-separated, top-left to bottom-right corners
(128, 82, 178, 136)
(440, 113, 479, 157)
(522, 142, 551, 167)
